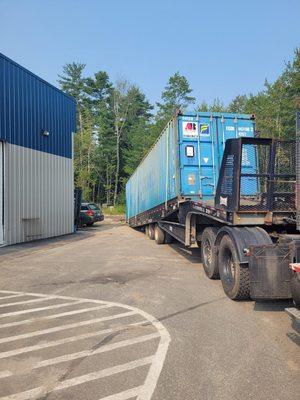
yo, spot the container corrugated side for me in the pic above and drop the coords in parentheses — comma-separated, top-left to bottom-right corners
(126, 117, 179, 220)
(296, 112, 300, 231)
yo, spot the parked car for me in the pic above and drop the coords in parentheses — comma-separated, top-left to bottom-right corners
(80, 203, 104, 227)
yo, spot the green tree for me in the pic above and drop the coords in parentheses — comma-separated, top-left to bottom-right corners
(123, 87, 153, 177)
(197, 101, 209, 112)
(227, 95, 249, 113)
(156, 72, 195, 125)
(85, 71, 114, 203)
(59, 63, 96, 199)
(197, 98, 227, 113)
(229, 48, 300, 138)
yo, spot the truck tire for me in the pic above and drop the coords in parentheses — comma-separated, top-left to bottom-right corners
(154, 224, 165, 244)
(218, 234, 250, 300)
(148, 224, 155, 240)
(201, 227, 219, 279)
(145, 225, 149, 237)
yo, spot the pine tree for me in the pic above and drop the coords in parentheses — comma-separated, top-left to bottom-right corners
(156, 72, 195, 126)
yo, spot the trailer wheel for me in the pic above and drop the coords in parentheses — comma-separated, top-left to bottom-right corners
(154, 224, 165, 244)
(145, 225, 150, 237)
(148, 224, 155, 240)
(218, 234, 250, 300)
(201, 227, 219, 279)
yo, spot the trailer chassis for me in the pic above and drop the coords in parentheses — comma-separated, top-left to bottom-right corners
(129, 137, 300, 304)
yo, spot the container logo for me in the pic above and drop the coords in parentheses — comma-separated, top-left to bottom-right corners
(220, 196, 228, 206)
(182, 121, 198, 138)
(199, 123, 210, 136)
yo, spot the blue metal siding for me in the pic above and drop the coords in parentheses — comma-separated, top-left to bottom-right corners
(0, 53, 76, 159)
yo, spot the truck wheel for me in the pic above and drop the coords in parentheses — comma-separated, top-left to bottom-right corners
(148, 224, 155, 240)
(154, 224, 165, 244)
(201, 227, 219, 279)
(218, 234, 250, 300)
(145, 225, 149, 237)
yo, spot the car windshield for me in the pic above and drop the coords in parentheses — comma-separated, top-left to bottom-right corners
(89, 204, 100, 211)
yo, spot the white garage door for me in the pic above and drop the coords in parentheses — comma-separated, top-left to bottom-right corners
(0, 142, 3, 245)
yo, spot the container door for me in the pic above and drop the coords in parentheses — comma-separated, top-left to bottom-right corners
(0, 142, 3, 245)
(179, 116, 217, 200)
(217, 116, 255, 154)
(217, 116, 257, 196)
(198, 117, 217, 199)
(179, 118, 200, 197)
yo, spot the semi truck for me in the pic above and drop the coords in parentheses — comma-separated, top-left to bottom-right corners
(126, 110, 300, 312)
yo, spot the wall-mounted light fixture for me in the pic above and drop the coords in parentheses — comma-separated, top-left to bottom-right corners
(41, 129, 50, 137)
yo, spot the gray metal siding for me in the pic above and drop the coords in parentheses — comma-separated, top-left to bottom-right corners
(4, 142, 73, 245)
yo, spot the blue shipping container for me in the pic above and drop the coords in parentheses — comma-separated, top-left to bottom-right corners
(126, 112, 255, 221)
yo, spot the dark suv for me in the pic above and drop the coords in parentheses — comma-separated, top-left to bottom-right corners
(80, 203, 104, 227)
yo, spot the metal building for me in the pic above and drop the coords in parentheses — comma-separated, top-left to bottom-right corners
(0, 53, 76, 245)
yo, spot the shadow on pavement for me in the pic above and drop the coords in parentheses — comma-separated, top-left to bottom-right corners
(169, 242, 202, 264)
(253, 300, 294, 312)
(0, 222, 116, 259)
(158, 296, 226, 322)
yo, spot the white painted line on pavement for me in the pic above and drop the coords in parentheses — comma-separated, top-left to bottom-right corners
(0, 294, 25, 301)
(0, 304, 113, 329)
(98, 386, 143, 400)
(0, 356, 154, 400)
(0, 290, 171, 400)
(36, 332, 159, 368)
(127, 305, 171, 400)
(0, 333, 160, 378)
(0, 297, 54, 309)
(0, 311, 137, 344)
(0, 371, 10, 379)
(0, 290, 113, 305)
(0, 321, 146, 360)
(0, 301, 82, 319)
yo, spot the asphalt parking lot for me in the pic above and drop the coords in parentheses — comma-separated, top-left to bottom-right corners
(0, 219, 299, 400)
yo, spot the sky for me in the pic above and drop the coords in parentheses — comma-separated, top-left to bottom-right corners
(0, 0, 299, 107)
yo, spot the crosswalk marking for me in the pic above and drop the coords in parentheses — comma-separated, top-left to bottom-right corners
(0, 296, 55, 309)
(0, 333, 160, 378)
(0, 291, 171, 400)
(0, 300, 82, 319)
(0, 311, 137, 344)
(0, 294, 25, 301)
(0, 321, 146, 359)
(0, 356, 154, 400)
(0, 304, 113, 329)
(98, 386, 142, 400)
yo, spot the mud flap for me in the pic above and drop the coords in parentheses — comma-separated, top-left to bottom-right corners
(249, 244, 293, 300)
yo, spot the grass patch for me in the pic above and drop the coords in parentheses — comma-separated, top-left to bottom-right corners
(102, 205, 125, 216)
